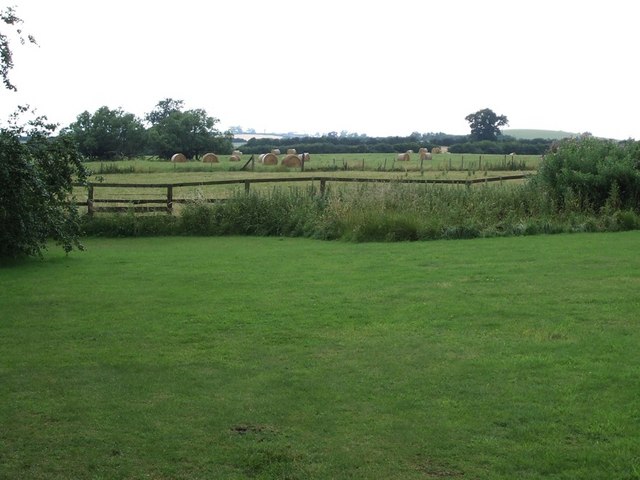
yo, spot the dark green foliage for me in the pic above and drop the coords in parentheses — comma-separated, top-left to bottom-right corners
(534, 137, 640, 211)
(144, 98, 184, 125)
(80, 211, 180, 237)
(146, 99, 233, 159)
(0, 113, 87, 258)
(465, 108, 509, 141)
(241, 133, 551, 156)
(60, 99, 234, 160)
(1, 6, 37, 91)
(342, 213, 421, 242)
(240, 133, 442, 155)
(1, 7, 87, 258)
(448, 138, 551, 155)
(62, 106, 147, 159)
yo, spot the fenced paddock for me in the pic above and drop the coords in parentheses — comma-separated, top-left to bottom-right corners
(85, 153, 542, 176)
(75, 174, 528, 215)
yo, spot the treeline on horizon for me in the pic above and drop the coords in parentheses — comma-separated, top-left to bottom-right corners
(49, 100, 558, 160)
(239, 133, 554, 156)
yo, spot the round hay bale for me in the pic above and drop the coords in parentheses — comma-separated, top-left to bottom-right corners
(260, 153, 278, 165)
(298, 152, 310, 162)
(202, 152, 219, 163)
(171, 153, 187, 163)
(271, 148, 281, 155)
(232, 150, 243, 157)
(420, 151, 433, 161)
(282, 154, 302, 167)
(396, 152, 410, 161)
(418, 147, 428, 154)
(229, 154, 241, 162)
(286, 148, 297, 155)
(431, 147, 442, 154)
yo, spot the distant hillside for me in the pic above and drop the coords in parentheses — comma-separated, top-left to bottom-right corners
(503, 129, 577, 140)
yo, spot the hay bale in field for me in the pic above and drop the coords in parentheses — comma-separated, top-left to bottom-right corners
(286, 148, 297, 155)
(282, 154, 302, 167)
(420, 151, 433, 161)
(418, 147, 428, 154)
(229, 154, 241, 162)
(509, 152, 517, 156)
(171, 153, 187, 163)
(202, 152, 219, 163)
(271, 148, 281, 155)
(406, 149, 414, 154)
(232, 150, 243, 157)
(396, 152, 410, 161)
(431, 146, 442, 154)
(260, 153, 278, 165)
(298, 152, 310, 162)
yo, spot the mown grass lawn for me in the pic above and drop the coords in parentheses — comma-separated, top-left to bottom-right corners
(1, 233, 639, 479)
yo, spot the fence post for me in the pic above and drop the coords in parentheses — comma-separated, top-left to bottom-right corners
(320, 179, 326, 196)
(245, 180, 250, 193)
(167, 185, 173, 214)
(87, 184, 94, 216)
(301, 154, 305, 172)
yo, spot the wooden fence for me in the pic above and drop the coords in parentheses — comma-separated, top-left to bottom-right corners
(75, 174, 528, 215)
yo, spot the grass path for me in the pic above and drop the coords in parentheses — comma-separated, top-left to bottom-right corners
(1, 233, 639, 479)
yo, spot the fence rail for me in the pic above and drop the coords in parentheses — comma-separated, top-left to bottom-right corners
(74, 174, 528, 215)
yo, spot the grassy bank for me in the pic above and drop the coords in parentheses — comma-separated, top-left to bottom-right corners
(1, 233, 639, 478)
(81, 182, 640, 241)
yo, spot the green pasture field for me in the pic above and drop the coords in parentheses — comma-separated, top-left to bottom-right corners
(85, 152, 541, 177)
(76, 154, 537, 208)
(1, 233, 638, 479)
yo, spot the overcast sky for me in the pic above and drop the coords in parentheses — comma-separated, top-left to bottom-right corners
(2, 0, 638, 139)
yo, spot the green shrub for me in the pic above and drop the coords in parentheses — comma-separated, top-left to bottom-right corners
(535, 137, 640, 211)
(1, 114, 87, 258)
(614, 210, 640, 231)
(82, 212, 179, 237)
(342, 212, 420, 242)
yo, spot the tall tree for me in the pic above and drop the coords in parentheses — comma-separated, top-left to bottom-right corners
(145, 98, 184, 126)
(63, 106, 147, 159)
(1, 8, 86, 258)
(145, 99, 233, 159)
(1, 6, 36, 91)
(465, 108, 509, 141)
(1, 110, 87, 258)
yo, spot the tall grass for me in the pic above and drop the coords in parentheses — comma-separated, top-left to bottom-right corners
(82, 181, 640, 241)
